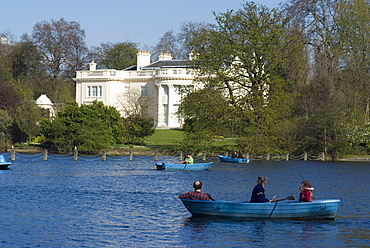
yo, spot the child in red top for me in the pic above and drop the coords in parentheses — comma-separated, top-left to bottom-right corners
(299, 180, 314, 202)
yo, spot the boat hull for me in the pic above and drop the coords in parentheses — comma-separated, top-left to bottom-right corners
(218, 155, 250, 163)
(0, 155, 11, 170)
(156, 162, 212, 171)
(0, 163, 11, 169)
(180, 199, 340, 219)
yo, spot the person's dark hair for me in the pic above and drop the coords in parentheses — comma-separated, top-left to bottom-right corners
(301, 180, 312, 188)
(257, 176, 267, 185)
(193, 180, 202, 190)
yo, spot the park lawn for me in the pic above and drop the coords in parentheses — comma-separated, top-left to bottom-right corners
(146, 129, 184, 150)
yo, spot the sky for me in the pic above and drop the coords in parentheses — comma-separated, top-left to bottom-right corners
(1, 0, 284, 49)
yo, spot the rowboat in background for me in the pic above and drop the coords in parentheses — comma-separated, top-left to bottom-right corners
(155, 162, 212, 171)
(180, 199, 340, 220)
(0, 155, 12, 169)
(218, 155, 250, 163)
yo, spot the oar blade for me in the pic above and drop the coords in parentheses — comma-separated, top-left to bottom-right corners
(286, 195, 295, 200)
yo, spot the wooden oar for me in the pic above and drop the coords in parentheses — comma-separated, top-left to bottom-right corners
(276, 195, 295, 202)
(268, 195, 295, 218)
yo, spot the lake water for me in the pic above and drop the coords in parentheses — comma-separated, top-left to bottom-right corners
(0, 153, 369, 247)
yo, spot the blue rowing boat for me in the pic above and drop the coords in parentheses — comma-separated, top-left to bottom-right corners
(155, 162, 212, 171)
(180, 199, 340, 219)
(0, 155, 12, 170)
(218, 155, 250, 163)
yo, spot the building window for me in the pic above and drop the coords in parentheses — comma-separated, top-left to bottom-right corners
(92, 86, 97, 96)
(163, 104, 168, 125)
(87, 86, 102, 97)
(163, 85, 169, 96)
(98, 86, 102, 96)
(141, 86, 148, 97)
(124, 86, 129, 94)
(173, 69, 182, 74)
(173, 105, 180, 124)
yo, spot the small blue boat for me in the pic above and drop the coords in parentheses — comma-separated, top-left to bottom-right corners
(180, 199, 340, 219)
(155, 162, 212, 171)
(0, 155, 12, 169)
(218, 155, 250, 163)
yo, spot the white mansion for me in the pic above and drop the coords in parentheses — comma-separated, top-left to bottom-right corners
(73, 51, 196, 129)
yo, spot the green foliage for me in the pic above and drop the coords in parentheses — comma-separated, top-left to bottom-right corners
(0, 81, 22, 115)
(175, 130, 215, 155)
(92, 41, 138, 70)
(0, 109, 13, 134)
(180, 2, 295, 154)
(41, 101, 124, 153)
(122, 114, 155, 145)
(14, 101, 43, 141)
(31, 134, 47, 144)
(0, 109, 13, 149)
(179, 88, 238, 137)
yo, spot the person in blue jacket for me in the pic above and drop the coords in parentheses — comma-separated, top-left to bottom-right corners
(250, 176, 276, 203)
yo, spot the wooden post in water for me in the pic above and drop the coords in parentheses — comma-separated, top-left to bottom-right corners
(154, 151, 158, 161)
(304, 152, 308, 161)
(266, 153, 270, 161)
(102, 151, 106, 161)
(202, 152, 206, 161)
(129, 150, 133, 161)
(73, 146, 78, 161)
(179, 151, 183, 161)
(43, 150, 48, 161)
(11, 146, 15, 161)
(285, 153, 289, 161)
(321, 152, 325, 161)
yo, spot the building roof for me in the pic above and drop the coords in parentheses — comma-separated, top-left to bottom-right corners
(143, 60, 191, 69)
(36, 94, 53, 106)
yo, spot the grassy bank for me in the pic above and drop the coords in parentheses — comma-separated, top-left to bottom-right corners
(145, 129, 184, 151)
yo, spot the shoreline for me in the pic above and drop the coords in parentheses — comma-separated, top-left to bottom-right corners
(5, 146, 370, 161)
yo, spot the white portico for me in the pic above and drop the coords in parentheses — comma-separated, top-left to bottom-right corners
(74, 51, 195, 129)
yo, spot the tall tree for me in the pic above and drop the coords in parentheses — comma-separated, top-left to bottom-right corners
(30, 18, 88, 102)
(285, 0, 347, 156)
(90, 41, 138, 70)
(0, 31, 14, 83)
(334, 0, 370, 152)
(182, 2, 295, 153)
(152, 22, 212, 61)
(0, 81, 21, 116)
(152, 30, 178, 60)
(14, 102, 43, 142)
(0, 109, 13, 150)
(9, 40, 49, 100)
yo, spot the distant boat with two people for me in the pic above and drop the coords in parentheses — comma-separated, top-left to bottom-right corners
(218, 155, 250, 163)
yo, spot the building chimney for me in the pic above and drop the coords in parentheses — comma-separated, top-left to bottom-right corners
(158, 52, 172, 61)
(137, 50, 151, 70)
(89, 60, 97, 71)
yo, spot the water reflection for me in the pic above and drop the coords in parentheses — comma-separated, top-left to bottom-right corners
(182, 217, 212, 241)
